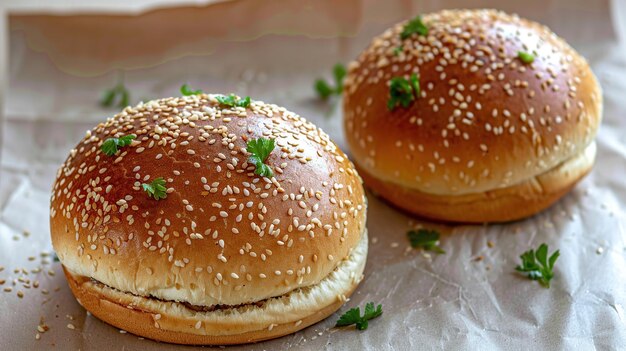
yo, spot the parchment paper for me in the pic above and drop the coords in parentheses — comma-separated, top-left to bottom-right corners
(1, 0, 626, 350)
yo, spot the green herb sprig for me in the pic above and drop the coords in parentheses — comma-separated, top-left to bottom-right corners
(400, 15, 428, 40)
(101, 83, 130, 109)
(247, 138, 275, 178)
(407, 229, 445, 254)
(314, 64, 347, 99)
(516, 243, 559, 288)
(517, 51, 535, 64)
(180, 84, 204, 96)
(335, 302, 383, 331)
(388, 73, 420, 111)
(101, 134, 136, 156)
(216, 94, 251, 108)
(142, 177, 168, 200)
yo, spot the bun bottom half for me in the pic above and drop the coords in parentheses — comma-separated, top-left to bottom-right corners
(63, 229, 368, 345)
(356, 142, 596, 223)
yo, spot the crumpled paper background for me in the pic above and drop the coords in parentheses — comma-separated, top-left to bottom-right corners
(1, 0, 626, 349)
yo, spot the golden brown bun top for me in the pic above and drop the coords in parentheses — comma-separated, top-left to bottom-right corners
(50, 94, 367, 306)
(344, 9, 602, 195)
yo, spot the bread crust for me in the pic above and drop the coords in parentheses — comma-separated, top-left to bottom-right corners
(358, 143, 595, 223)
(63, 229, 367, 345)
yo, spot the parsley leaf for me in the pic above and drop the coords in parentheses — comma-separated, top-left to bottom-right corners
(393, 46, 403, 56)
(101, 89, 116, 107)
(142, 177, 168, 200)
(247, 138, 275, 178)
(314, 63, 346, 99)
(387, 73, 420, 111)
(407, 229, 445, 254)
(101, 134, 136, 156)
(101, 83, 131, 109)
(516, 243, 559, 288)
(336, 302, 383, 330)
(180, 84, 203, 96)
(333, 64, 347, 94)
(517, 51, 535, 64)
(216, 94, 251, 108)
(119, 88, 129, 108)
(236, 96, 251, 107)
(400, 15, 428, 40)
(336, 308, 361, 327)
(315, 80, 334, 99)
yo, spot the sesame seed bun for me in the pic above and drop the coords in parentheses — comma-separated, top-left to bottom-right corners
(343, 9, 602, 223)
(50, 94, 368, 344)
